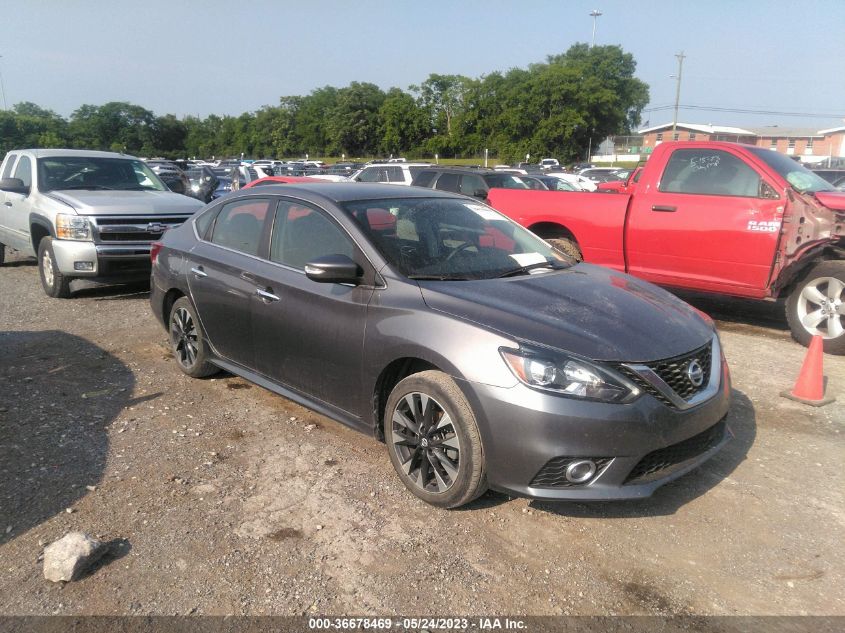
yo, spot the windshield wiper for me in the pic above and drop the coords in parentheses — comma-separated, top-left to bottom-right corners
(497, 261, 568, 278)
(408, 274, 470, 281)
(57, 185, 115, 191)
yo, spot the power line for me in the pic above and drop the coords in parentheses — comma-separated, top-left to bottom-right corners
(644, 104, 845, 119)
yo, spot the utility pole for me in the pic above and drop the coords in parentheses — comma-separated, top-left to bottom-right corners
(672, 51, 686, 134)
(589, 10, 602, 48)
(0, 55, 7, 111)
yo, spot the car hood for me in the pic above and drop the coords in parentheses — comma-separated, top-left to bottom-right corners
(45, 190, 203, 215)
(814, 191, 845, 212)
(419, 263, 714, 363)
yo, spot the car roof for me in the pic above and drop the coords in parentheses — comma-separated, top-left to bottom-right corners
(227, 182, 463, 203)
(13, 149, 140, 160)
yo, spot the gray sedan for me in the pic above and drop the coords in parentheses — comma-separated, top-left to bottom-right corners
(150, 183, 731, 508)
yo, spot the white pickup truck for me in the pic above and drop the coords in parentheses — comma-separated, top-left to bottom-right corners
(0, 149, 203, 297)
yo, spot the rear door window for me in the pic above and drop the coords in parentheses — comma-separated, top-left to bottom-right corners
(412, 170, 436, 187)
(357, 167, 383, 183)
(1, 154, 18, 179)
(386, 166, 404, 182)
(13, 156, 33, 188)
(209, 198, 272, 256)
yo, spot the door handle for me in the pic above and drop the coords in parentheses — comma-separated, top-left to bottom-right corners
(256, 288, 280, 302)
(190, 266, 208, 278)
(651, 205, 677, 212)
(3, 201, 11, 207)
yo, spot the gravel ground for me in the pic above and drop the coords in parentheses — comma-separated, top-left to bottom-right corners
(0, 248, 843, 617)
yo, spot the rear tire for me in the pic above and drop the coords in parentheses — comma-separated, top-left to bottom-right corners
(0, 242, 5, 266)
(38, 237, 72, 298)
(169, 297, 220, 378)
(785, 260, 845, 355)
(548, 237, 582, 262)
(385, 370, 487, 509)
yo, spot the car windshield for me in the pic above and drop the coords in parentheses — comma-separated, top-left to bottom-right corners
(37, 157, 168, 192)
(748, 148, 835, 194)
(344, 197, 569, 281)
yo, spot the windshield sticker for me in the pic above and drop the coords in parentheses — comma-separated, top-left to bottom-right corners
(465, 204, 502, 221)
(747, 220, 780, 233)
(509, 253, 547, 267)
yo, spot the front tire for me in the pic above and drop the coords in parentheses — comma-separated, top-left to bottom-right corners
(385, 370, 487, 508)
(786, 260, 845, 355)
(0, 242, 5, 266)
(38, 237, 72, 298)
(169, 297, 219, 377)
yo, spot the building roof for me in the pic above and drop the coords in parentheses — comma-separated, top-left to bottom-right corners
(749, 127, 824, 138)
(818, 125, 845, 135)
(637, 122, 755, 135)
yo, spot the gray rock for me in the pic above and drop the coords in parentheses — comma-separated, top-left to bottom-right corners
(43, 532, 105, 582)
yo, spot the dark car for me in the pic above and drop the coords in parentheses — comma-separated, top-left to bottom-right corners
(186, 167, 220, 203)
(150, 183, 731, 508)
(411, 167, 532, 199)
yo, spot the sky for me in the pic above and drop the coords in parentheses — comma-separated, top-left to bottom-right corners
(1, 0, 843, 132)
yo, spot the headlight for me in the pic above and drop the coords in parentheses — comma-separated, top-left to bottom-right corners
(55, 214, 92, 241)
(500, 347, 640, 403)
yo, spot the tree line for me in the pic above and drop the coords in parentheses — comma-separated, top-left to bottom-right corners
(0, 44, 648, 165)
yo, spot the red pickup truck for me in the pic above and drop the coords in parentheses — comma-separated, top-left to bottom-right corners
(487, 141, 845, 353)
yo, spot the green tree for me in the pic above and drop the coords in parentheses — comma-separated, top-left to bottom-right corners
(326, 82, 385, 156)
(379, 88, 430, 155)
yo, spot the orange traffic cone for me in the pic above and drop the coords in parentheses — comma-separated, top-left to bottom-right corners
(781, 335, 835, 406)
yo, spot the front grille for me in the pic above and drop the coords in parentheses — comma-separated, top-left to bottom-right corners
(612, 342, 712, 407)
(530, 457, 613, 488)
(93, 216, 191, 243)
(624, 420, 727, 485)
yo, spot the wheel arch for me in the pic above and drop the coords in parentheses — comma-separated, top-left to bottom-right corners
(526, 221, 579, 244)
(371, 357, 442, 441)
(29, 214, 54, 253)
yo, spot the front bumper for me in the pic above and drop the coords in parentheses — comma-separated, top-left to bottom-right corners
(458, 353, 732, 500)
(51, 240, 152, 279)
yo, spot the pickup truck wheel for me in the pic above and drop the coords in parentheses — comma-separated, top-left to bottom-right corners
(0, 242, 5, 266)
(548, 237, 582, 262)
(786, 261, 845, 354)
(38, 238, 72, 299)
(169, 297, 219, 378)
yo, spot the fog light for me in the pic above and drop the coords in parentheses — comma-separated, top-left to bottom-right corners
(74, 261, 94, 271)
(565, 460, 597, 484)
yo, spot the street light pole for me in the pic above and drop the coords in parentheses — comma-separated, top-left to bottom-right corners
(672, 51, 686, 134)
(589, 10, 602, 48)
(0, 55, 8, 111)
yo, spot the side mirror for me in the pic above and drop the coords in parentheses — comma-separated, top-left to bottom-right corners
(304, 254, 362, 285)
(0, 178, 30, 195)
(473, 190, 488, 200)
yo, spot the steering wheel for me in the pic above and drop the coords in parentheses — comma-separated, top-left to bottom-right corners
(444, 241, 475, 262)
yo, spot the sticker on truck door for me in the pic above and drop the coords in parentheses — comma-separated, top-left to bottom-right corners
(747, 220, 780, 232)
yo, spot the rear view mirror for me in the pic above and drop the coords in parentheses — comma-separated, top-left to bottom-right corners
(0, 177, 30, 195)
(304, 254, 362, 285)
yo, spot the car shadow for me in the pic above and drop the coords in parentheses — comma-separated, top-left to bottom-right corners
(672, 290, 790, 333)
(463, 389, 756, 517)
(0, 330, 134, 545)
(70, 280, 151, 301)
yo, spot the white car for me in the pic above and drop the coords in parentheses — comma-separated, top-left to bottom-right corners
(539, 158, 560, 170)
(545, 171, 597, 192)
(350, 163, 431, 186)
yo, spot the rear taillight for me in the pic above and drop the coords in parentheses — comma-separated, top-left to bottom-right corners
(150, 241, 163, 264)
